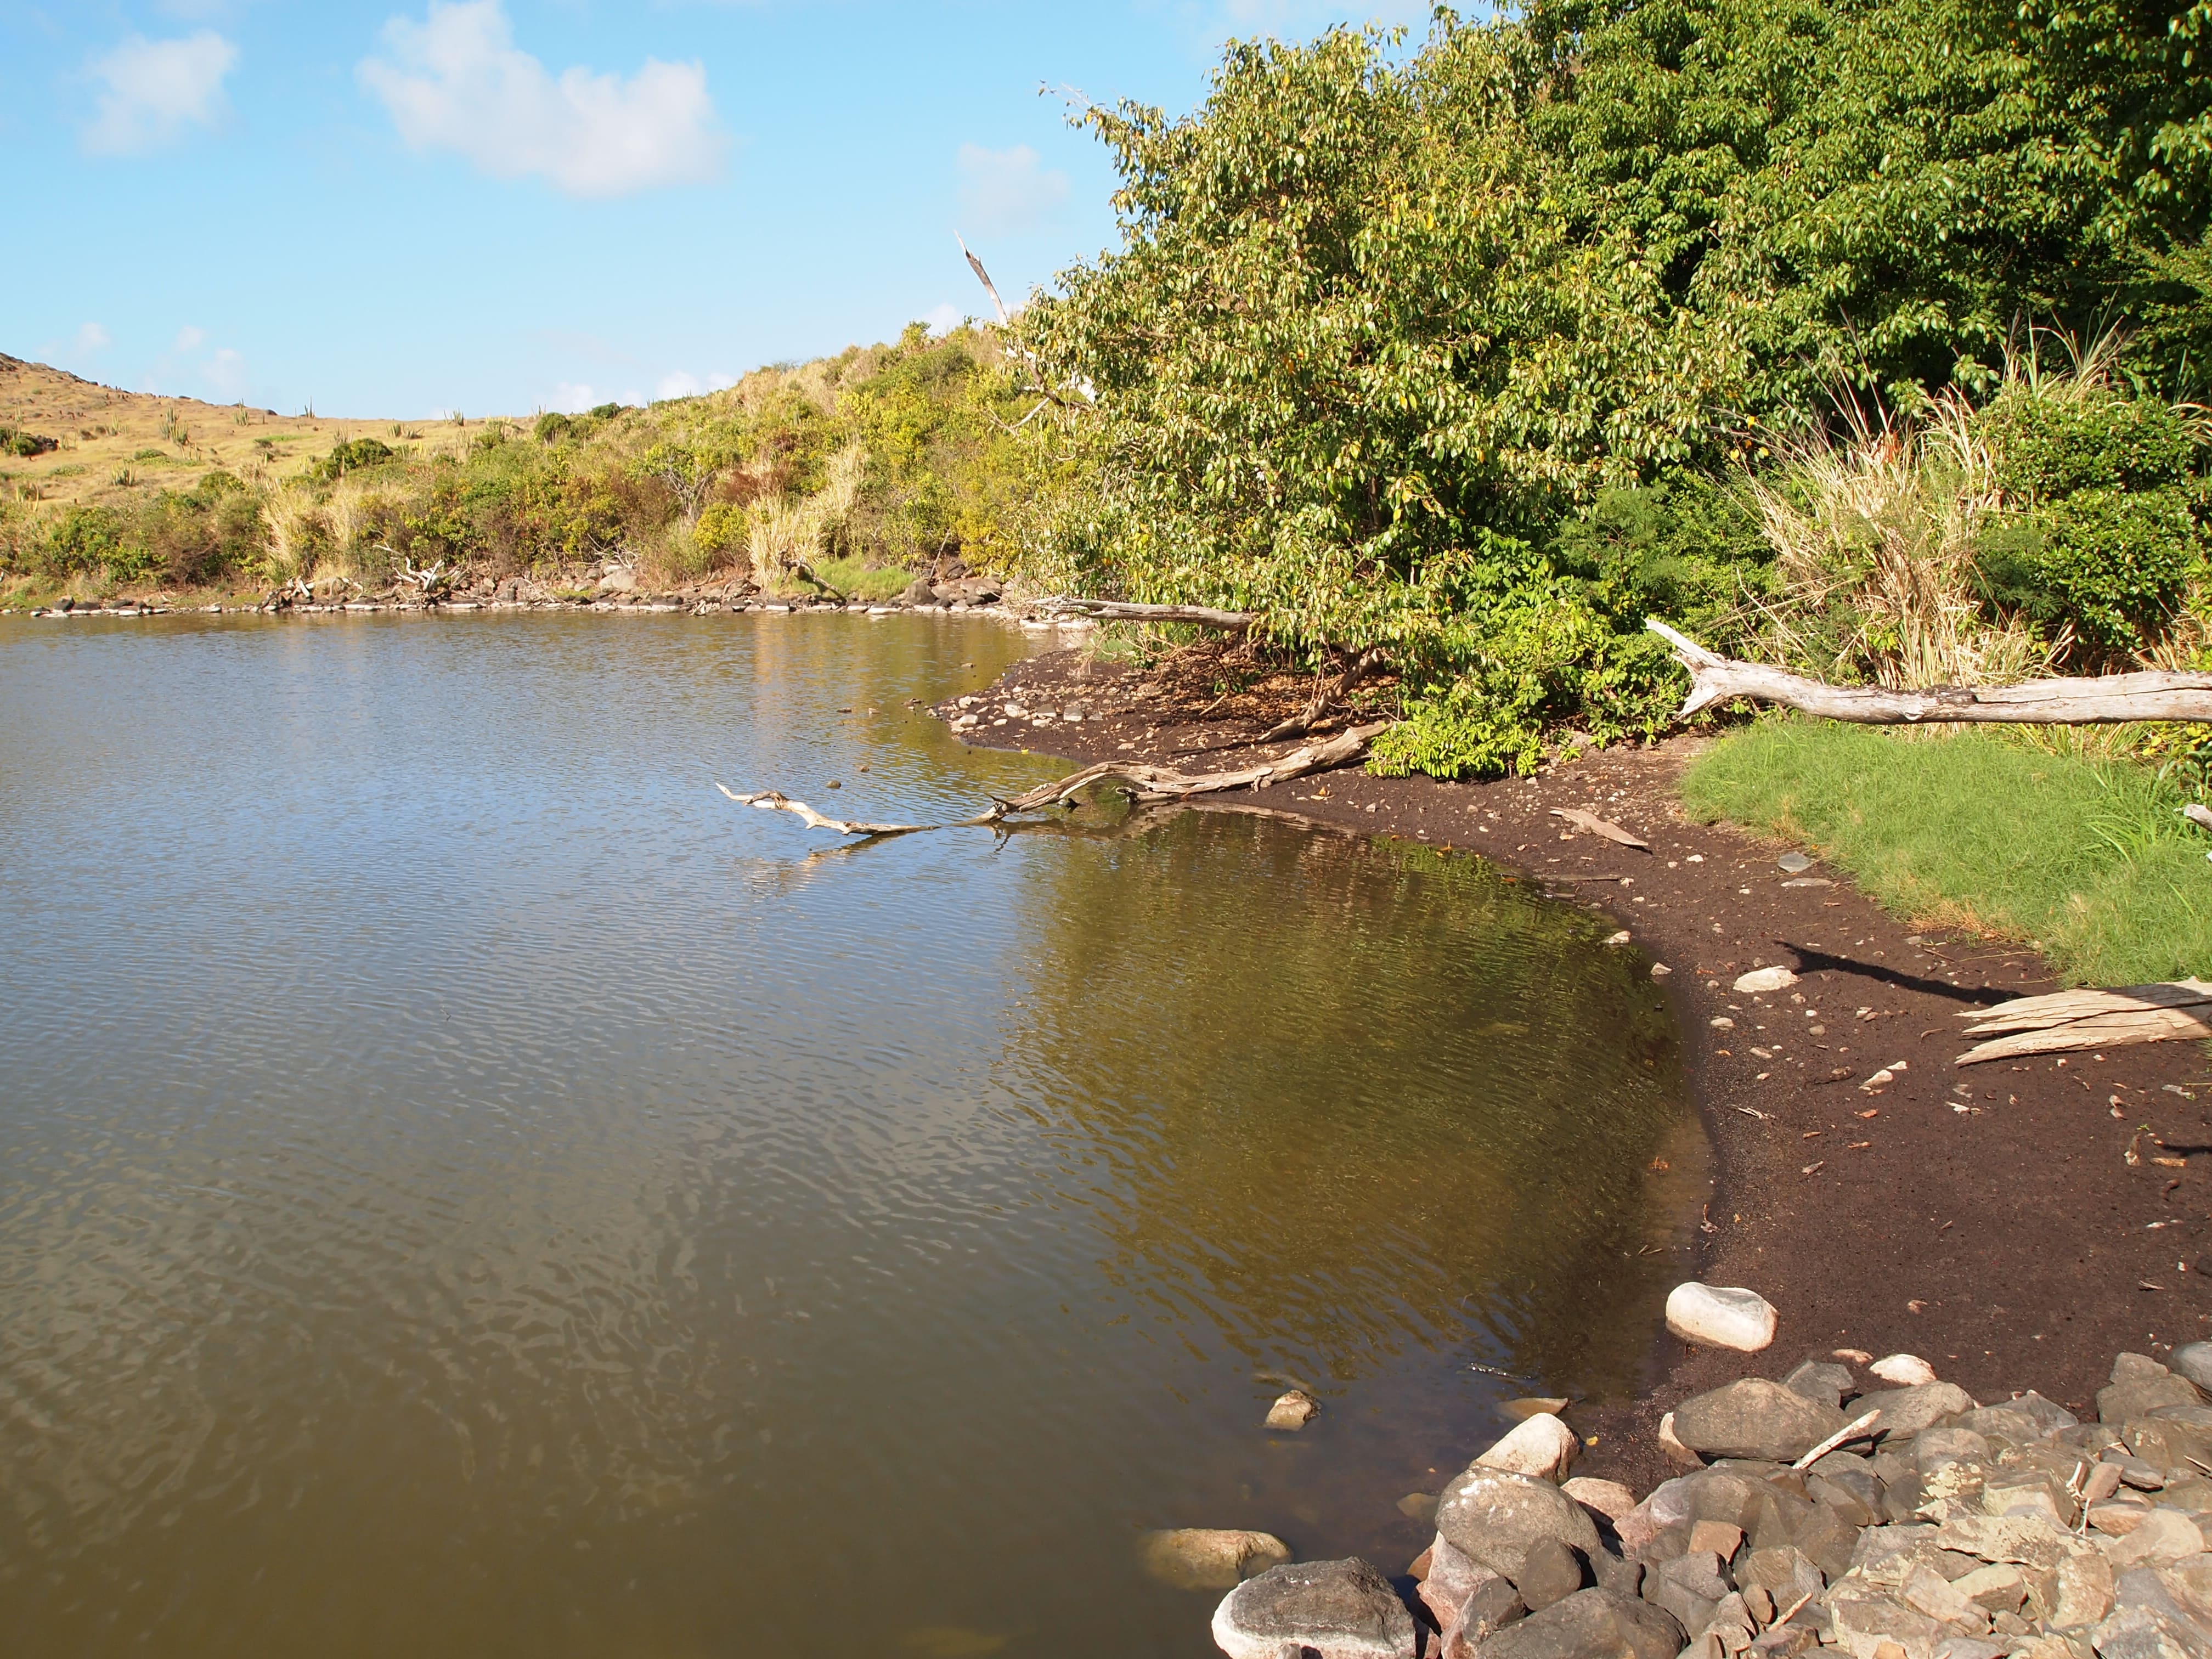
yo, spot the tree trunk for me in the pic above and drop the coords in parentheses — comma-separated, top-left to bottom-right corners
(1647, 620, 2212, 725)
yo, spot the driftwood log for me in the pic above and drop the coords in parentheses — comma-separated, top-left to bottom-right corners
(1647, 619, 2212, 725)
(1030, 597, 1255, 632)
(1955, 979, 2212, 1065)
(718, 721, 1390, 840)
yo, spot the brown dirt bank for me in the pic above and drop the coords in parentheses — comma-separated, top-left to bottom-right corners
(952, 641, 2212, 1498)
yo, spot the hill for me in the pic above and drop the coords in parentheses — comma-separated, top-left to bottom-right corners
(0, 325, 1043, 606)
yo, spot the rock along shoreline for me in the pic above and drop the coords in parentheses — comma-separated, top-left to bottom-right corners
(1207, 1333, 2212, 1659)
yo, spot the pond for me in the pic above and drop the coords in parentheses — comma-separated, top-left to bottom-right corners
(0, 612, 1703, 1658)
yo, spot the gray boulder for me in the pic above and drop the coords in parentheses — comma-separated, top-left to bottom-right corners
(1857, 1381, 1978, 1437)
(1785, 1361, 1858, 1411)
(1645, 1550, 1729, 1637)
(1517, 1538, 1588, 1612)
(2090, 1601, 2212, 1659)
(1673, 1379, 1847, 1462)
(1738, 1544, 1826, 1611)
(2104, 1375, 2205, 1425)
(1211, 1558, 1418, 1659)
(2171, 1344, 2212, 1396)
(1419, 1534, 1525, 1638)
(1826, 1585, 1950, 1659)
(1483, 1587, 1685, 1659)
(1437, 1465, 1601, 1582)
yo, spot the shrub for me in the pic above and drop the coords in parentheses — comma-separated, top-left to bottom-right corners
(692, 500, 751, 572)
(1976, 488, 2204, 661)
(1972, 382, 2209, 664)
(0, 426, 58, 458)
(308, 438, 399, 484)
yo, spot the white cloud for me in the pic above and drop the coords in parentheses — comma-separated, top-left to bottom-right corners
(204, 348, 246, 397)
(924, 302, 963, 337)
(83, 31, 238, 155)
(956, 143, 1070, 235)
(360, 0, 727, 198)
(174, 324, 207, 351)
(553, 381, 600, 414)
(75, 323, 112, 354)
(654, 370, 735, 402)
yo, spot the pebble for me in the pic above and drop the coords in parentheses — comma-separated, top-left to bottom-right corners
(1266, 1389, 1320, 1430)
(1734, 967, 1799, 992)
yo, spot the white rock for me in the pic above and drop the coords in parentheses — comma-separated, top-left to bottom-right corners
(1734, 967, 1799, 992)
(1604, 930, 1632, 946)
(1266, 1389, 1320, 1430)
(1870, 1353, 1938, 1386)
(1665, 1282, 1778, 1352)
(1475, 1413, 1580, 1481)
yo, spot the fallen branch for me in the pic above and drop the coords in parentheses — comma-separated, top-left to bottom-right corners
(1955, 979, 2212, 1065)
(716, 786, 994, 838)
(994, 721, 1391, 811)
(719, 721, 1392, 839)
(1794, 1408, 1882, 1469)
(1647, 619, 2212, 725)
(1028, 597, 1254, 632)
(1261, 646, 1391, 743)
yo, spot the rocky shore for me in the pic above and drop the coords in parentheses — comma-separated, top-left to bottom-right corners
(4, 561, 1038, 622)
(1193, 1325, 2212, 1659)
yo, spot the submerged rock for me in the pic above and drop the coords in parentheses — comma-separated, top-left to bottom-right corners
(1667, 1284, 1779, 1353)
(1210, 1557, 1417, 1659)
(1140, 1528, 1293, 1591)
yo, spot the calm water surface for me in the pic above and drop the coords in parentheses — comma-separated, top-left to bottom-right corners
(0, 613, 1702, 1658)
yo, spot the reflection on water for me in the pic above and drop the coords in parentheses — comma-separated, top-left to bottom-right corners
(0, 613, 1702, 1657)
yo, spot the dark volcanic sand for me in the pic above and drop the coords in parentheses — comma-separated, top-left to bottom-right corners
(951, 641, 2212, 1496)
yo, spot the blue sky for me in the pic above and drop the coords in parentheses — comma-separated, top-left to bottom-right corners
(2, 1, 1434, 418)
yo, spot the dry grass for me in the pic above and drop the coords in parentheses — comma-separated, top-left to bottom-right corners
(749, 443, 867, 589)
(1744, 391, 2056, 689)
(0, 353, 494, 514)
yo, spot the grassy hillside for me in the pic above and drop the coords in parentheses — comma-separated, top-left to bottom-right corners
(0, 323, 1045, 606)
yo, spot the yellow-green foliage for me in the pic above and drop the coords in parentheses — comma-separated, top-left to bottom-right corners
(0, 325, 1050, 595)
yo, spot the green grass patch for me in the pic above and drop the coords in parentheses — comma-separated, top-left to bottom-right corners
(800, 557, 917, 602)
(1679, 719, 2212, 985)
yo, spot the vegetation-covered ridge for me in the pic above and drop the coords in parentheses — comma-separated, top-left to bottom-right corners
(0, 324, 1051, 606)
(1011, 0, 2212, 777)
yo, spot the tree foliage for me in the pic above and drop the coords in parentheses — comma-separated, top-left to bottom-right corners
(1017, 0, 2212, 774)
